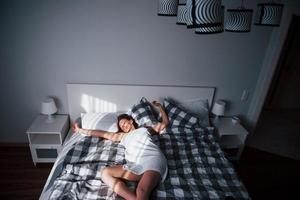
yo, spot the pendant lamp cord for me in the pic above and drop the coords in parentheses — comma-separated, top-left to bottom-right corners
(239, 0, 245, 9)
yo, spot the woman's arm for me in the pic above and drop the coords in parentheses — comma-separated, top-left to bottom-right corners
(71, 123, 125, 142)
(151, 101, 169, 134)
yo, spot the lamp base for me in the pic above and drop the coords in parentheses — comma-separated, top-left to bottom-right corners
(212, 115, 221, 127)
(45, 114, 55, 123)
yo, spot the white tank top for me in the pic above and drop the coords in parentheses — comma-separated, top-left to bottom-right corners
(120, 127, 168, 182)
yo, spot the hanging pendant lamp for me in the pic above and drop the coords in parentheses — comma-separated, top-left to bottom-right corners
(255, 1, 284, 26)
(177, 3, 187, 25)
(158, 0, 179, 16)
(225, 0, 253, 32)
(195, 6, 224, 34)
(194, 0, 223, 34)
(186, 0, 196, 28)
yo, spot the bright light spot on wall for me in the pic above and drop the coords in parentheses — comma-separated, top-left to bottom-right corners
(80, 94, 117, 113)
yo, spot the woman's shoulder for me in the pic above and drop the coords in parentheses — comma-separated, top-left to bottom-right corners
(137, 126, 150, 131)
(119, 132, 129, 143)
(138, 126, 148, 130)
(137, 126, 156, 135)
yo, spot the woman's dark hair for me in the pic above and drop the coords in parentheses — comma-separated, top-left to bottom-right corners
(117, 114, 138, 132)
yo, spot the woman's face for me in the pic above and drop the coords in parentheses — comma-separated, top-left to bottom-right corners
(119, 118, 134, 133)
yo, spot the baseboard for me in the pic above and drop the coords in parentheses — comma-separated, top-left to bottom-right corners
(0, 142, 29, 147)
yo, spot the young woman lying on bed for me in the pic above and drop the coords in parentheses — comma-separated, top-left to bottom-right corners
(71, 101, 169, 200)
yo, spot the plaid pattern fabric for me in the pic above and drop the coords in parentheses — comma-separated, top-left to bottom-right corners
(164, 99, 200, 128)
(152, 128, 249, 199)
(49, 128, 250, 200)
(49, 137, 134, 200)
(128, 97, 158, 127)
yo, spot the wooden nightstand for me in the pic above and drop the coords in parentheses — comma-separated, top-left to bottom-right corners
(26, 114, 69, 166)
(213, 117, 248, 161)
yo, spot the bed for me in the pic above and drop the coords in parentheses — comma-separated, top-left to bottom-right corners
(39, 83, 250, 200)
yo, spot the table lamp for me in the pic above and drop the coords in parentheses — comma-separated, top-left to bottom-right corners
(41, 98, 57, 123)
(211, 100, 226, 121)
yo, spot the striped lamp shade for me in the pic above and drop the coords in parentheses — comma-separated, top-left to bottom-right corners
(186, 0, 195, 28)
(195, 6, 224, 34)
(225, 9, 253, 32)
(255, 3, 284, 26)
(158, 0, 179, 16)
(194, 0, 223, 33)
(177, 4, 187, 25)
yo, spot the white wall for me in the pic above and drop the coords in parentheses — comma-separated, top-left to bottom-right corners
(0, 0, 274, 142)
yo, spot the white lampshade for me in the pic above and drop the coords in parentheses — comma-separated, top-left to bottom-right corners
(41, 98, 57, 115)
(211, 100, 226, 116)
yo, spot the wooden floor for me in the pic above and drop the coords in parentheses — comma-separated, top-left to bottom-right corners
(0, 146, 53, 200)
(0, 145, 299, 200)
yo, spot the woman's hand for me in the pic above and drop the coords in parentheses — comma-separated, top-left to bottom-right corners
(71, 122, 81, 134)
(152, 100, 162, 108)
(152, 100, 169, 133)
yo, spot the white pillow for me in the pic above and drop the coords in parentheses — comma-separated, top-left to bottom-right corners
(178, 98, 210, 127)
(81, 112, 121, 132)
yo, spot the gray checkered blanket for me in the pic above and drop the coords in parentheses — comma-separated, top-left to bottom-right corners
(49, 127, 250, 199)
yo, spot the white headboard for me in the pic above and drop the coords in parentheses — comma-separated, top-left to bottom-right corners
(67, 83, 215, 122)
